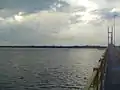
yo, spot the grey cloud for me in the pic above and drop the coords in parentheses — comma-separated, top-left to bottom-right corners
(70, 15, 83, 24)
(69, 6, 87, 24)
(0, 10, 70, 45)
(91, 8, 120, 20)
(0, 0, 120, 45)
(0, 25, 54, 45)
(105, 0, 119, 2)
(0, 0, 69, 18)
(50, 0, 69, 12)
(73, 6, 86, 12)
(0, 0, 55, 10)
(0, 0, 69, 12)
(0, 0, 56, 18)
(0, 9, 20, 18)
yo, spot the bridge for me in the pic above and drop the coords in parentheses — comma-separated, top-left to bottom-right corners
(83, 26, 120, 90)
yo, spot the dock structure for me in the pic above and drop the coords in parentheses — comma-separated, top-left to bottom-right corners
(104, 44, 120, 90)
(83, 25, 120, 90)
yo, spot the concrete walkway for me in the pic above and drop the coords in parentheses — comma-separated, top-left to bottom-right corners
(104, 45, 120, 90)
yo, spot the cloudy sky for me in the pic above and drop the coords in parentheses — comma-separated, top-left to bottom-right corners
(0, 0, 120, 45)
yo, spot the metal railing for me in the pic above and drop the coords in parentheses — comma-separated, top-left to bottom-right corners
(83, 49, 108, 90)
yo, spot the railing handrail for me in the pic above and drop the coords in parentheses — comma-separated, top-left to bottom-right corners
(83, 49, 108, 90)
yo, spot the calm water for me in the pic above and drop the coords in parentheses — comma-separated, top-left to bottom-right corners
(0, 48, 104, 90)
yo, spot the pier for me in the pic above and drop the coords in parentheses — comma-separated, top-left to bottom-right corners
(84, 25, 120, 90)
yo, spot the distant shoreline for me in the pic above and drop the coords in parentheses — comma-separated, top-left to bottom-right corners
(0, 46, 107, 49)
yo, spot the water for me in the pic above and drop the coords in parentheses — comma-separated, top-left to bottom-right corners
(0, 48, 104, 90)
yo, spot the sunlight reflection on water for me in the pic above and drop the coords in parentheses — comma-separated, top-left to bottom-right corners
(0, 48, 104, 90)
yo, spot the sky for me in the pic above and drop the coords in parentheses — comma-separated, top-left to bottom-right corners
(0, 0, 120, 45)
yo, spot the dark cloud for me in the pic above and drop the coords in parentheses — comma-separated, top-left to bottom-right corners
(0, 0, 69, 12)
(0, 0, 54, 10)
(0, 0, 70, 18)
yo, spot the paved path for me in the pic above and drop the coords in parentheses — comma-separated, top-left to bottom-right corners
(104, 45, 120, 90)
